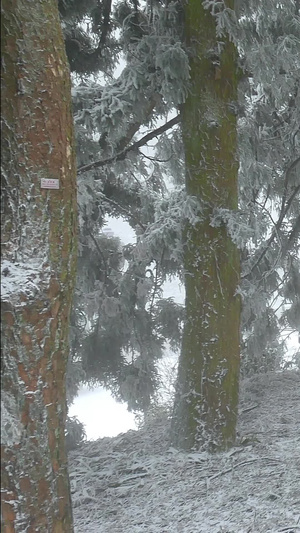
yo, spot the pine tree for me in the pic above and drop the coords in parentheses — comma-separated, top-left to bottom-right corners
(233, 0, 300, 373)
(170, 0, 241, 451)
(61, 1, 299, 434)
(1, 0, 77, 529)
(63, 0, 188, 412)
(170, 0, 299, 450)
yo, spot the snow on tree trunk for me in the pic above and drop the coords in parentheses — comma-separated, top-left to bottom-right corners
(1, 0, 77, 530)
(171, 0, 240, 451)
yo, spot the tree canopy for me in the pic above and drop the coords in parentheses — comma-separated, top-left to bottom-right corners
(61, 0, 300, 439)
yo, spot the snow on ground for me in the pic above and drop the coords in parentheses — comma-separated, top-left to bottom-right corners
(69, 370, 300, 532)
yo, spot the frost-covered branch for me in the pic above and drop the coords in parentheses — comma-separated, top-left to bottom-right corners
(77, 115, 180, 175)
(87, 231, 108, 283)
(243, 181, 300, 280)
(283, 214, 300, 255)
(97, 192, 146, 231)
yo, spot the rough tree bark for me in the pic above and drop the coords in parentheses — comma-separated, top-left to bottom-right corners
(171, 0, 241, 451)
(1, 0, 77, 531)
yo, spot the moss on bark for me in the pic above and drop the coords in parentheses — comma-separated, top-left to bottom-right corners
(171, 0, 240, 451)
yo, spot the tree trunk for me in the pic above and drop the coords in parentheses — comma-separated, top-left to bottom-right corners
(171, 1, 240, 451)
(1, 1, 77, 531)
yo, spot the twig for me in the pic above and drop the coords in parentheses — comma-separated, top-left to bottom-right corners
(208, 459, 258, 481)
(278, 527, 300, 532)
(241, 404, 259, 414)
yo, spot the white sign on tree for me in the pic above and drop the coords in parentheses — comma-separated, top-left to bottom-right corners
(41, 178, 59, 189)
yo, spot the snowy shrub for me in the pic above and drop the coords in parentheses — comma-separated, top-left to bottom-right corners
(66, 416, 87, 451)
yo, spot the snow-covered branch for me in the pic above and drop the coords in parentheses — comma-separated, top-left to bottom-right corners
(77, 115, 180, 175)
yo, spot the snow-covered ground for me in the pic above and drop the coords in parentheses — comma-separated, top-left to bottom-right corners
(69, 370, 300, 532)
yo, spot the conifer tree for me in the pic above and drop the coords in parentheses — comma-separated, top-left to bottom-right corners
(170, 0, 241, 451)
(62, 0, 188, 412)
(1, 0, 77, 528)
(61, 1, 299, 434)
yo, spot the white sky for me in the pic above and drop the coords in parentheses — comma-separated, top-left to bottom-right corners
(68, 385, 137, 439)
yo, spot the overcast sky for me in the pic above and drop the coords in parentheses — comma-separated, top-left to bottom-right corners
(68, 385, 137, 440)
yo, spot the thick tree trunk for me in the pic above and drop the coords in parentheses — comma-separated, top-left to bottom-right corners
(171, 1, 240, 451)
(1, 1, 77, 531)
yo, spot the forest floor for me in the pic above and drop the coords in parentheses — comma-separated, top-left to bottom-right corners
(69, 370, 300, 533)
